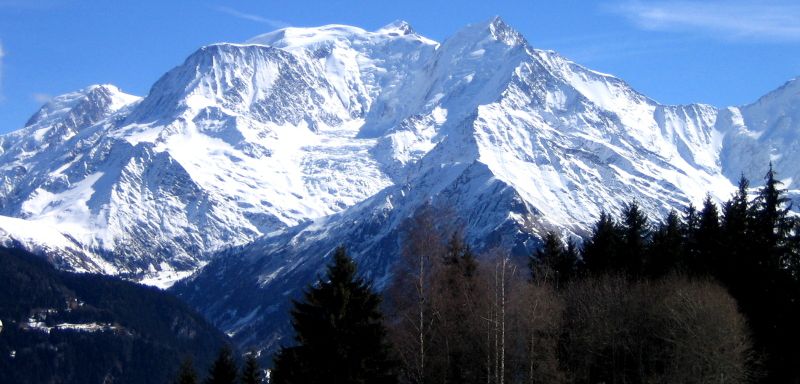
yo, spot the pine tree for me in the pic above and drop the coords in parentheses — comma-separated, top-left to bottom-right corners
(694, 195, 721, 275)
(531, 232, 564, 284)
(271, 246, 397, 384)
(620, 201, 650, 276)
(721, 175, 752, 282)
(174, 358, 198, 384)
(444, 231, 478, 278)
(561, 237, 579, 284)
(437, 232, 483, 384)
(581, 212, 621, 275)
(646, 210, 683, 277)
(748, 164, 800, 382)
(205, 346, 237, 384)
(240, 353, 261, 384)
(531, 232, 578, 288)
(681, 203, 700, 270)
(753, 163, 794, 271)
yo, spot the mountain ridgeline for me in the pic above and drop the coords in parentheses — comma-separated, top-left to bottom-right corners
(1, 18, 798, 283)
(0, 16, 799, 381)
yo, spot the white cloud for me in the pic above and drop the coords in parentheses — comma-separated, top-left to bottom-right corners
(32, 93, 52, 104)
(612, 1, 800, 42)
(212, 6, 290, 29)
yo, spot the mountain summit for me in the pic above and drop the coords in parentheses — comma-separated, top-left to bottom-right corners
(0, 19, 797, 302)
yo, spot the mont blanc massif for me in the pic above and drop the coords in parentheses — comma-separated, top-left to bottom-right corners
(2, 18, 799, 354)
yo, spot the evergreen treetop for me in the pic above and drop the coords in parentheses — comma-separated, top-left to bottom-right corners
(174, 358, 199, 384)
(240, 353, 261, 384)
(581, 211, 622, 274)
(205, 346, 238, 384)
(271, 246, 397, 384)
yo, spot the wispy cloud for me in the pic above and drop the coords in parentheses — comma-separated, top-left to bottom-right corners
(32, 93, 52, 104)
(212, 6, 290, 29)
(611, 1, 800, 42)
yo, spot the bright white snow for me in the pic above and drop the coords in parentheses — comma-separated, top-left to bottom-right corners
(0, 17, 797, 288)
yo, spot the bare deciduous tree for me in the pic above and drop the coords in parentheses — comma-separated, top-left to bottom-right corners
(560, 274, 753, 384)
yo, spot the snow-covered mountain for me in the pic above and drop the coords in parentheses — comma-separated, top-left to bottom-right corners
(0, 23, 438, 285)
(1, 18, 799, 345)
(170, 18, 799, 353)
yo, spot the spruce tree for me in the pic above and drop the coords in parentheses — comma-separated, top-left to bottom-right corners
(205, 346, 238, 384)
(753, 163, 794, 271)
(620, 201, 650, 276)
(681, 203, 700, 270)
(561, 237, 579, 283)
(444, 231, 477, 278)
(174, 358, 198, 384)
(438, 232, 482, 384)
(749, 164, 800, 382)
(271, 246, 397, 384)
(581, 212, 621, 275)
(694, 195, 721, 275)
(532, 232, 565, 284)
(240, 353, 261, 384)
(721, 175, 752, 282)
(646, 210, 683, 277)
(532, 233, 578, 287)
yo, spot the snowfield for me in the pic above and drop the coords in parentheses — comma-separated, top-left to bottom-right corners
(0, 17, 798, 307)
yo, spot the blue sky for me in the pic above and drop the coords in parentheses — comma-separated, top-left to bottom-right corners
(0, 0, 799, 133)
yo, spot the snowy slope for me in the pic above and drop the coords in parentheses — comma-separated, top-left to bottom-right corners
(0, 24, 438, 282)
(719, 78, 800, 186)
(0, 16, 797, 303)
(173, 17, 798, 354)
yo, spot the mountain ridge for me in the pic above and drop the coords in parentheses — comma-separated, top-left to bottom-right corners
(0, 18, 796, 299)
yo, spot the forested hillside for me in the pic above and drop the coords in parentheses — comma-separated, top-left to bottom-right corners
(0, 247, 231, 384)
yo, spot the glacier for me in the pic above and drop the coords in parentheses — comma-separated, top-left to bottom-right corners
(1, 17, 799, 349)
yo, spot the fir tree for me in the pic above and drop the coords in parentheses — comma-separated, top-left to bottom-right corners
(561, 237, 579, 284)
(271, 246, 397, 384)
(747, 164, 800, 382)
(531, 232, 565, 284)
(240, 353, 261, 384)
(444, 231, 477, 278)
(532, 233, 578, 287)
(620, 201, 650, 276)
(646, 210, 683, 277)
(720, 175, 752, 282)
(439, 232, 482, 384)
(174, 358, 198, 384)
(205, 346, 238, 384)
(694, 195, 721, 275)
(753, 163, 794, 271)
(681, 203, 700, 270)
(581, 212, 621, 275)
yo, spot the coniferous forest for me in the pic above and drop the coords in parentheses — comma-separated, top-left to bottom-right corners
(174, 164, 798, 383)
(0, 247, 230, 384)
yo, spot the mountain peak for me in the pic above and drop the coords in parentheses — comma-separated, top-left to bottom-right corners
(23, 84, 138, 129)
(486, 16, 526, 46)
(745, 76, 800, 111)
(246, 21, 436, 51)
(377, 20, 415, 36)
(447, 16, 527, 49)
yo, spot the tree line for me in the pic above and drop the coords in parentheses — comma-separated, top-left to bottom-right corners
(382, 204, 752, 384)
(172, 347, 263, 384)
(174, 164, 800, 383)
